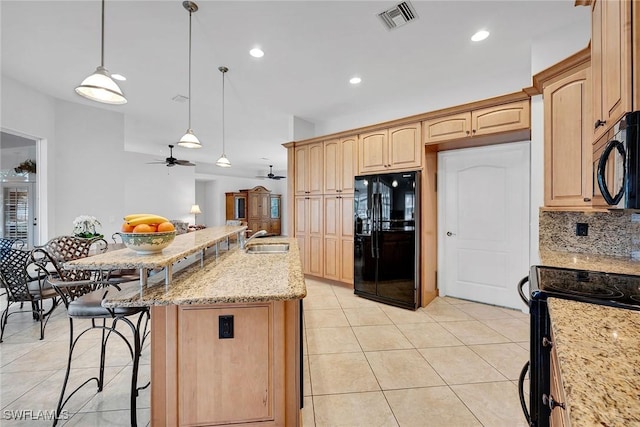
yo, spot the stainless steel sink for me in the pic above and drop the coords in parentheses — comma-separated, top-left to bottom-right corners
(245, 243, 290, 254)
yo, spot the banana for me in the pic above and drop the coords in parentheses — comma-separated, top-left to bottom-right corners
(123, 213, 155, 221)
(126, 215, 170, 226)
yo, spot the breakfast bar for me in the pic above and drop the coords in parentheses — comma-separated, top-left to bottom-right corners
(94, 231, 306, 426)
(64, 225, 247, 288)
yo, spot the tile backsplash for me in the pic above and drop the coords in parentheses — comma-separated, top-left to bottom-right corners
(539, 210, 639, 258)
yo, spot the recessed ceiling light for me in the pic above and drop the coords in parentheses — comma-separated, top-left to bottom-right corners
(471, 30, 490, 42)
(249, 48, 264, 58)
(111, 73, 126, 81)
(349, 76, 362, 85)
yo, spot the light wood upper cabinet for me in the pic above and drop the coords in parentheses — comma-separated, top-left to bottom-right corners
(388, 123, 422, 170)
(294, 142, 323, 195)
(590, 0, 632, 142)
(472, 100, 530, 136)
(544, 64, 593, 207)
(358, 123, 421, 174)
(422, 112, 471, 143)
(423, 100, 530, 145)
(324, 136, 357, 194)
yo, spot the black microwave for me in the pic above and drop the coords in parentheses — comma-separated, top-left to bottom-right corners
(595, 110, 640, 209)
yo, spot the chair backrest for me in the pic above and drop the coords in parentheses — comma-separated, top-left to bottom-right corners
(0, 238, 25, 254)
(0, 249, 36, 302)
(31, 236, 107, 282)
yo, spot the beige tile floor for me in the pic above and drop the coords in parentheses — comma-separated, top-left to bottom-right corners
(0, 278, 531, 426)
(302, 278, 531, 427)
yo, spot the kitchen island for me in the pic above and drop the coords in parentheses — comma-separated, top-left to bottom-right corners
(547, 298, 640, 426)
(101, 234, 306, 427)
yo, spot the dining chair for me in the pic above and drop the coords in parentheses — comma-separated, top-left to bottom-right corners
(31, 236, 149, 426)
(46, 278, 149, 427)
(0, 248, 59, 342)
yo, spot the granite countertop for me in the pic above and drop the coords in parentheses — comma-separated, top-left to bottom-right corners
(102, 237, 306, 307)
(547, 298, 640, 426)
(65, 225, 246, 270)
(539, 249, 640, 275)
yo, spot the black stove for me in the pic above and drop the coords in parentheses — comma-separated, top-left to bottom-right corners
(517, 265, 640, 427)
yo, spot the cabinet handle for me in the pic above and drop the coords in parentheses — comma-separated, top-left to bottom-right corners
(472, 129, 476, 134)
(594, 119, 607, 129)
(542, 394, 566, 411)
(583, 197, 591, 202)
(466, 130, 470, 135)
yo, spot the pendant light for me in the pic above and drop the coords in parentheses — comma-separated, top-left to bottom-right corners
(215, 66, 231, 168)
(177, 1, 202, 149)
(75, 0, 127, 104)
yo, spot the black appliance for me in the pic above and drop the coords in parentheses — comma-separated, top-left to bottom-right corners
(596, 110, 640, 208)
(517, 266, 640, 427)
(353, 171, 420, 310)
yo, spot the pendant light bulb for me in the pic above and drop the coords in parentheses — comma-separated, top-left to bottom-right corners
(216, 66, 231, 168)
(75, 0, 127, 104)
(177, 1, 201, 148)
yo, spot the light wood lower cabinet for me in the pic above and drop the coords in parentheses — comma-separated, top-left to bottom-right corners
(151, 301, 301, 427)
(295, 196, 323, 277)
(323, 195, 354, 284)
(549, 337, 570, 426)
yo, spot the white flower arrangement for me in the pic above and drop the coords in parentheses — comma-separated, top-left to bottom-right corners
(73, 215, 103, 238)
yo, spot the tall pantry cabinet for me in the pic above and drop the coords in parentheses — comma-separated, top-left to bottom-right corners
(291, 136, 356, 284)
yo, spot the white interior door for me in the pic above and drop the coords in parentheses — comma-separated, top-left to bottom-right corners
(438, 142, 530, 310)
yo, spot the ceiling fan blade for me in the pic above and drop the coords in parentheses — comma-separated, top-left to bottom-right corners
(146, 161, 168, 164)
(174, 160, 195, 166)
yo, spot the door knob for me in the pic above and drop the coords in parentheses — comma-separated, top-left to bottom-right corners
(446, 231, 455, 236)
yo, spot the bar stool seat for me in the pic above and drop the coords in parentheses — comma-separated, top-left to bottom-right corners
(50, 280, 149, 427)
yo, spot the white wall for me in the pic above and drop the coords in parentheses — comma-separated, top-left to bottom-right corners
(1, 76, 56, 242)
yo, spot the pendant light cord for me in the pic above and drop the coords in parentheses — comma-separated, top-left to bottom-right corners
(221, 70, 225, 155)
(188, 9, 193, 129)
(100, 0, 105, 67)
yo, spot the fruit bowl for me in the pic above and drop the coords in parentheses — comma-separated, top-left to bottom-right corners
(118, 231, 176, 254)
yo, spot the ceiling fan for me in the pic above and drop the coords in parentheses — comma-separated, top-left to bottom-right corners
(257, 165, 286, 180)
(148, 145, 195, 167)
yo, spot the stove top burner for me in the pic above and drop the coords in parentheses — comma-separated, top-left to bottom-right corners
(543, 282, 624, 299)
(532, 266, 640, 310)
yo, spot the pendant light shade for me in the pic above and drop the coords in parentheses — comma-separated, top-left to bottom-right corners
(177, 1, 201, 148)
(216, 66, 231, 168)
(75, 0, 127, 105)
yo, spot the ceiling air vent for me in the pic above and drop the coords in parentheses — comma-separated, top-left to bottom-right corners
(378, 1, 418, 30)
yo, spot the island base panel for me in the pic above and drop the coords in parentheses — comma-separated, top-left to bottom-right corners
(151, 300, 301, 426)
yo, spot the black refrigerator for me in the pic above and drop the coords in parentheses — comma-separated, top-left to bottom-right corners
(353, 171, 420, 310)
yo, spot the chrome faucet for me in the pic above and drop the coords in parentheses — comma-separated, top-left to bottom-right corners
(241, 230, 268, 249)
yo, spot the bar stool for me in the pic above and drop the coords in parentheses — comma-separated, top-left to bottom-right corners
(47, 279, 149, 427)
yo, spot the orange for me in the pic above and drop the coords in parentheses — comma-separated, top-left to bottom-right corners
(121, 222, 135, 232)
(133, 223, 156, 233)
(157, 222, 175, 232)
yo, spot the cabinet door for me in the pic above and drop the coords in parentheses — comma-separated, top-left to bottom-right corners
(388, 123, 422, 170)
(308, 143, 324, 195)
(323, 196, 340, 281)
(178, 305, 274, 425)
(472, 100, 530, 136)
(358, 130, 388, 174)
(340, 136, 357, 194)
(323, 139, 340, 194)
(294, 145, 308, 195)
(259, 193, 270, 219)
(544, 66, 592, 207)
(294, 197, 307, 236)
(591, 0, 632, 142)
(340, 196, 354, 284)
(423, 112, 471, 144)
